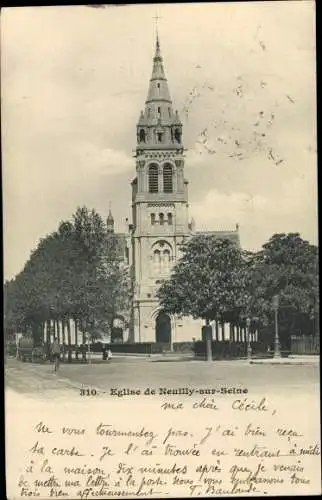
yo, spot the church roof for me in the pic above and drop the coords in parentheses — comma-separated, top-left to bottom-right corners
(107, 209, 114, 224)
(146, 33, 171, 104)
(137, 33, 182, 129)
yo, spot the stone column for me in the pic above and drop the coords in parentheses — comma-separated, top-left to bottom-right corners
(159, 165, 163, 192)
(173, 168, 177, 192)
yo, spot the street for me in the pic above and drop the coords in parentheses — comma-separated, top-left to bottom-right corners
(5, 356, 319, 400)
(5, 356, 321, 498)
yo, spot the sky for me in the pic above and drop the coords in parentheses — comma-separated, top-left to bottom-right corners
(1, 2, 317, 280)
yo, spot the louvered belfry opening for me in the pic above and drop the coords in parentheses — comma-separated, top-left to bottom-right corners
(148, 164, 159, 193)
(163, 164, 173, 193)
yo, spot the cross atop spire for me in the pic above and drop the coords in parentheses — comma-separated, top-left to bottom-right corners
(152, 13, 162, 31)
(153, 13, 162, 56)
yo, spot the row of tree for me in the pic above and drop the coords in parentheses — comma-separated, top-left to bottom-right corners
(4, 203, 318, 350)
(157, 232, 319, 348)
(4, 207, 131, 344)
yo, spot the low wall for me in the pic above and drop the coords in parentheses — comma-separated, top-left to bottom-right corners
(192, 340, 269, 359)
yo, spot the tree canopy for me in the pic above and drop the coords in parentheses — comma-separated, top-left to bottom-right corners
(157, 235, 249, 324)
(157, 232, 318, 342)
(244, 233, 319, 344)
(4, 215, 318, 349)
(4, 206, 131, 343)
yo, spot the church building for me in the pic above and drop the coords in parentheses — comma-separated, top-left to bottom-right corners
(119, 33, 240, 346)
(43, 33, 242, 348)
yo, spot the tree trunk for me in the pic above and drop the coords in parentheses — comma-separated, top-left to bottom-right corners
(221, 322, 225, 341)
(229, 324, 234, 343)
(82, 325, 86, 345)
(46, 319, 51, 345)
(56, 320, 60, 344)
(205, 318, 212, 362)
(67, 319, 71, 346)
(61, 318, 65, 344)
(75, 318, 78, 346)
(215, 320, 219, 341)
(109, 316, 114, 344)
(32, 321, 41, 345)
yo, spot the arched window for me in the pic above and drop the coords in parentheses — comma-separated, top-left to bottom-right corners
(167, 213, 173, 225)
(168, 107, 171, 118)
(163, 249, 171, 273)
(157, 83, 160, 96)
(174, 128, 181, 143)
(157, 106, 161, 118)
(159, 213, 164, 226)
(139, 129, 146, 143)
(153, 250, 161, 274)
(163, 164, 173, 193)
(157, 132, 163, 143)
(151, 241, 172, 277)
(151, 213, 155, 225)
(148, 165, 159, 193)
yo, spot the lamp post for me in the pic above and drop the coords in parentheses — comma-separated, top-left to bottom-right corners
(246, 318, 252, 361)
(272, 295, 281, 358)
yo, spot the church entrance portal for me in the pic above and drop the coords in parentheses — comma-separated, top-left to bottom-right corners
(155, 312, 171, 347)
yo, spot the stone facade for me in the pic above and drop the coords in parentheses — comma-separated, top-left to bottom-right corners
(128, 35, 239, 345)
(106, 34, 240, 346)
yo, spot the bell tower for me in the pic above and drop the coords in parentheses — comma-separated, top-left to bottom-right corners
(130, 32, 190, 343)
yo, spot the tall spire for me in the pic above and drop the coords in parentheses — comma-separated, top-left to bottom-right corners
(107, 203, 114, 233)
(147, 33, 171, 103)
(153, 12, 162, 56)
(155, 30, 161, 58)
(136, 30, 183, 149)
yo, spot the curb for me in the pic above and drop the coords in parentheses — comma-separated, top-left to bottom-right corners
(250, 361, 319, 366)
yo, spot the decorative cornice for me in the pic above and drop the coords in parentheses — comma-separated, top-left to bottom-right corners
(147, 202, 175, 208)
(136, 151, 184, 161)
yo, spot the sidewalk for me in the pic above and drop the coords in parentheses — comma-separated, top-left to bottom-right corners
(250, 355, 319, 365)
(89, 352, 319, 365)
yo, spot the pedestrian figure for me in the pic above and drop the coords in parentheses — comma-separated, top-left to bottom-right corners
(50, 337, 61, 373)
